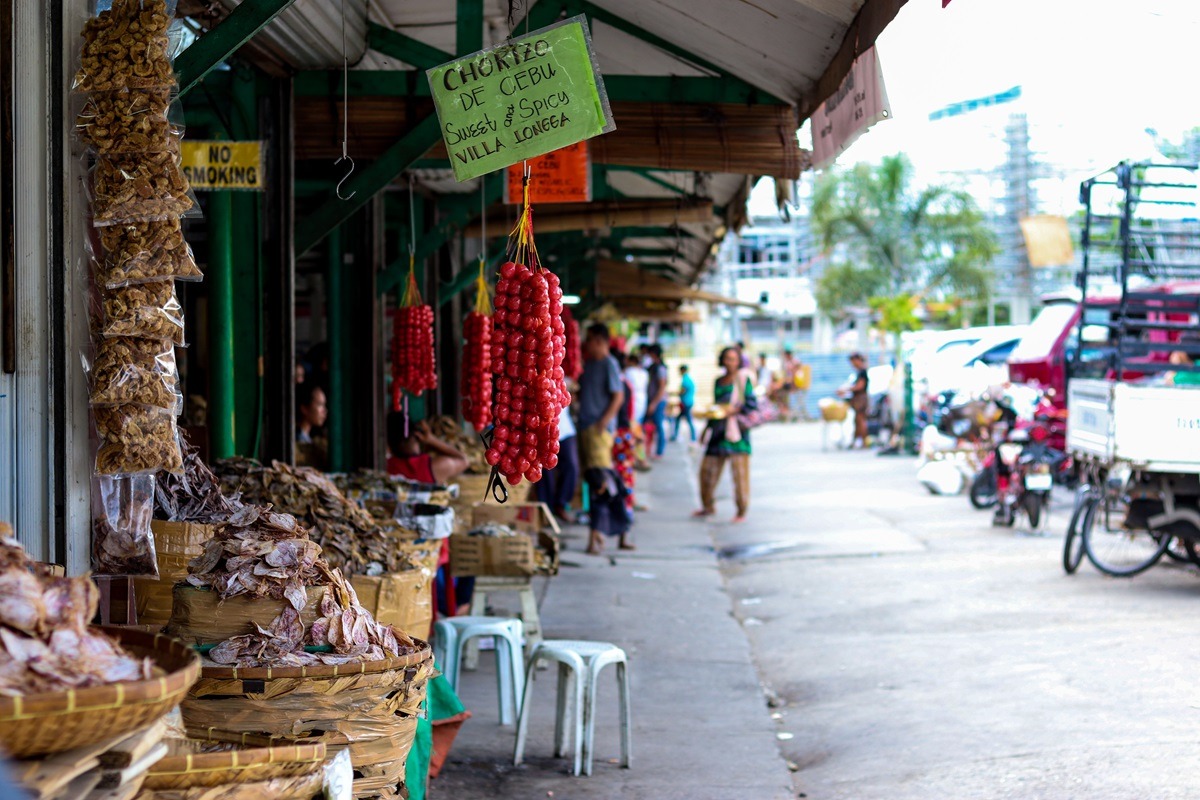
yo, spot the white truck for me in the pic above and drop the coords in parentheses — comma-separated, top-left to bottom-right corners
(1061, 161, 1200, 578)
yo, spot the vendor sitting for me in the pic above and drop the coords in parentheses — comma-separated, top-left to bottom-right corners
(385, 413, 470, 484)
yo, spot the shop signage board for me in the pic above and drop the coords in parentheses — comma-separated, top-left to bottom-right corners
(427, 16, 615, 182)
(180, 141, 265, 190)
(810, 46, 890, 169)
(505, 142, 591, 204)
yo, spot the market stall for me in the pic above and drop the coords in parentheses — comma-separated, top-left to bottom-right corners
(0, 0, 910, 794)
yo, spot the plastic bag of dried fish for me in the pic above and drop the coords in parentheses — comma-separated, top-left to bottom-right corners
(89, 147, 195, 226)
(72, 0, 179, 93)
(75, 87, 181, 155)
(90, 473, 159, 577)
(96, 279, 185, 345)
(93, 403, 184, 475)
(95, 217, 203, 289)
(85, 335, 180, 412)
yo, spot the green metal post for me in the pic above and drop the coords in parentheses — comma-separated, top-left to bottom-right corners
(903, 361, 918, 455)
(457, 0, 483, 54)
(208, 189, 237, 458)
(326, 227, 346, 471)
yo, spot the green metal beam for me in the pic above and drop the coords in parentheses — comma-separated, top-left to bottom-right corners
(457, 0, 484, 54)
(377, 177, 505, 296)
(366, 22, 453, 70)
(208, 189, 236, 459)
(599, 164, 689, 196)
(295, 114, 441, 258)
(175, 0, 297, 97)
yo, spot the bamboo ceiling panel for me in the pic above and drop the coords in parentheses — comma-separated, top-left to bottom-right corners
(294, 98, 805, 178)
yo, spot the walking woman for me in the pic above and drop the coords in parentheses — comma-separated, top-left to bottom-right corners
(694, 346, 756, 523)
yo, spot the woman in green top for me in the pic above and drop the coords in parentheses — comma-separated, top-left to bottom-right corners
(694, 347, 756, 522)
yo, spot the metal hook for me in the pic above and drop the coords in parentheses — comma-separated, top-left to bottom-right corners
(335, 154, 356, 200)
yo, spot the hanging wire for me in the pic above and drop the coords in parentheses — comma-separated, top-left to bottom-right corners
(408, 174, 416, 256)
(334, 0, 356, 200)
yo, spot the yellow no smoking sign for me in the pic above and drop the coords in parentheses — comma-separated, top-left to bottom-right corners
(180, 141, 265, 191)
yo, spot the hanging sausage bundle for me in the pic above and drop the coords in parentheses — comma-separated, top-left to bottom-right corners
(484, 190, 570, 488)
(461, 263, 493, 432)
(391, 261, 436, 409)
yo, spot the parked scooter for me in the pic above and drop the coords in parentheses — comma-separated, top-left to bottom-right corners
(969, 390, 1071, 511)
(990, 404, 1071, 529)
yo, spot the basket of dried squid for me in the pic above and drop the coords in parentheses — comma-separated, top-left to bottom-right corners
(174, 508, 433, 799)
(0, 534, 199, 758)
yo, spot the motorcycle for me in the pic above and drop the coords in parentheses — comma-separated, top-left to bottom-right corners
(990, 412, 1071, 530)
(969, 390, 1070, 510)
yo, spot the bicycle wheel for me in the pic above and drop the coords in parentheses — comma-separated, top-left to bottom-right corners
(1082, 497, 1170, 577)
(1062, 487, 1092, 575)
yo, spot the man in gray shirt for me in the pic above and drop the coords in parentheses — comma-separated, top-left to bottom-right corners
(576, 323, 627, 554)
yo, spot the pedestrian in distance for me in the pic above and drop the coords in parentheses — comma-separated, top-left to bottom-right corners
(694, 346, 757, 523)
(672, 364, 697, 442)
(578, 324, 634, 554)
(643, 344, 669, 460)
(839, 352, 870, 449)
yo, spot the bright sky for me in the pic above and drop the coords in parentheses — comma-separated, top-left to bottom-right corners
(751, 0, 1200, 217)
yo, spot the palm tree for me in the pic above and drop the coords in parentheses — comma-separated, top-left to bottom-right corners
(811, 154, 998, 332)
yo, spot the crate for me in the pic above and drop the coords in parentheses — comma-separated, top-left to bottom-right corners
(449, 502, 561, 578)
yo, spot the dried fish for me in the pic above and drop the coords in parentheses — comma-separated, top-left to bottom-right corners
(213, 458, 412, 575)
(206, 568, 418, 668)
(0, 536, 151, 696)
(185, 513, 324, 611)
(155, 436, 245, 523)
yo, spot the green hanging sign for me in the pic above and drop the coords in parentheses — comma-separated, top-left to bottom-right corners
(427, 16, 615, 183)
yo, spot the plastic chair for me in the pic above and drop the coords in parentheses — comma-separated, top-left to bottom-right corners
(433, 616, 525, 725)
(513, 640, 631, 777)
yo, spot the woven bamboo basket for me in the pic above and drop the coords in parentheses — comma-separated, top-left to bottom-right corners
(0, 627, 200, 758)
(143, 739, 326, 790)
(181, 645, 433, 799)
(134, 769, 323, 800)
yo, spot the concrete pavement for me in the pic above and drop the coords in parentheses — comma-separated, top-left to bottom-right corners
(432, 439, 795, 799)
(713, 423, 1200, 800)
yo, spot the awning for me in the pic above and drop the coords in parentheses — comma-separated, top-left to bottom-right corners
(597, 259, 758, 308)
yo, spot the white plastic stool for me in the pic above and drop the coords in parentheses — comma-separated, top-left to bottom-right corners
(433, 616, 525, 725)
(513, 640, 631, 777)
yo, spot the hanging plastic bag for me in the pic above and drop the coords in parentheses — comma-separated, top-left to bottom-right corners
(86, 335, 180, 411)
(98, 278, 185, 344)
(94, 404, 183, 475)
(75, 87, 182, 155)
(91, 473, 159, 577)
(90, 147, 195, 226)
(95, 216, 202, 288)
(73, 0, 177, 93)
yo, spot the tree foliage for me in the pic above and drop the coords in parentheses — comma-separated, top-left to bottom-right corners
(811, 154, 999, 321)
